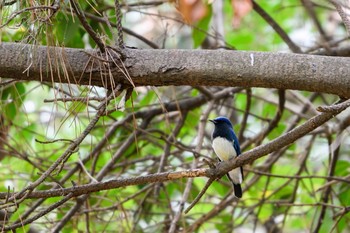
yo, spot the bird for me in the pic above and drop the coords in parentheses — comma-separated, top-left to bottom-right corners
(209, 116, 243, 198)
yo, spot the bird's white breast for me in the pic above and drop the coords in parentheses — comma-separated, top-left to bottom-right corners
(212, 137, 242, 184)
(212, 137, 237, 161)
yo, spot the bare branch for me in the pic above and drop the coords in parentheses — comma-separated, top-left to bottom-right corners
(69, 0, 106, 52)
(252, 1, 302, 53)
(4, 84, 123, 205)
(0, 43, 350, 97)
(331, 0, 350, 36)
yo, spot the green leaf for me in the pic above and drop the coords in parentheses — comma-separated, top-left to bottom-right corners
(4, 102, 17, 119)
(334, 160, 350, 177)
(68, 101, 87, 114)
(338, 183, 350, 206)
(19, 123, 36, 141)
(192, 7, 212, 48)
(14, 83, 26, 98)
(337, 216, 348, 233)
(54, 12, 85, 48)
(257, 204, 273, 221)
(1, 83, 26, 120)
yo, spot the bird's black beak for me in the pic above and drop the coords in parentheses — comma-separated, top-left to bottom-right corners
(209, 119, 215, 124)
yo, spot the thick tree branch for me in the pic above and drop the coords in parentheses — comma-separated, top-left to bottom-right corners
(0, 42, 349, 97)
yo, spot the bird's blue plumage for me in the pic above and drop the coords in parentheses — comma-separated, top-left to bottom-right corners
(210, 116, 243, 198)
(211, 118, 241, 154)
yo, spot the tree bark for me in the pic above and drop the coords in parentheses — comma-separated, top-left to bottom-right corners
(0, 42, 349, 97)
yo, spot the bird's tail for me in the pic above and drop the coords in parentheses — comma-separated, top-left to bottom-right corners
(233, 183, 242, 198)
(226, 173, 243, 198)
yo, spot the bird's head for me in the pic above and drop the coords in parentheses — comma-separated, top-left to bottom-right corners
(209, 116, 233, 129)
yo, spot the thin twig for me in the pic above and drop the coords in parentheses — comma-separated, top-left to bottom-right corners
(252, 1, 302, 53)
(3, 0, 17, 6)
(243, 89, 285, 147)
(313, 137, 341, 233)
(154, 113, 187, 197)
(69, 0, 106, 52)
(184, 178, 215, 214)
(246, 168, 350, 184)
(0, 5, 57, 28)
(4, 84, 123, 205)
(185, 98, 350, 232)
(169, 101, 215, 232)
(0, 79, 16, 86)
(238, 88, 251, 142)
(43, 96, 104, 103)
(114, 0, 124, 48)
(52, 118, 153, 232)
(82, 11, 159, 49)
(2, 193, 74, 232)
(301, 0, 328, 41)
(331, 0, 350, 36)
(52, 195, 87, 233)
(35, 138, 75, 144)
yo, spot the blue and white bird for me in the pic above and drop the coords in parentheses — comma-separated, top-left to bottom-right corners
(209, 116, 243, 198)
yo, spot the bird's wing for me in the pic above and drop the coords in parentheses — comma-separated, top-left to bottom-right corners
(230, 128, 241, 155)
